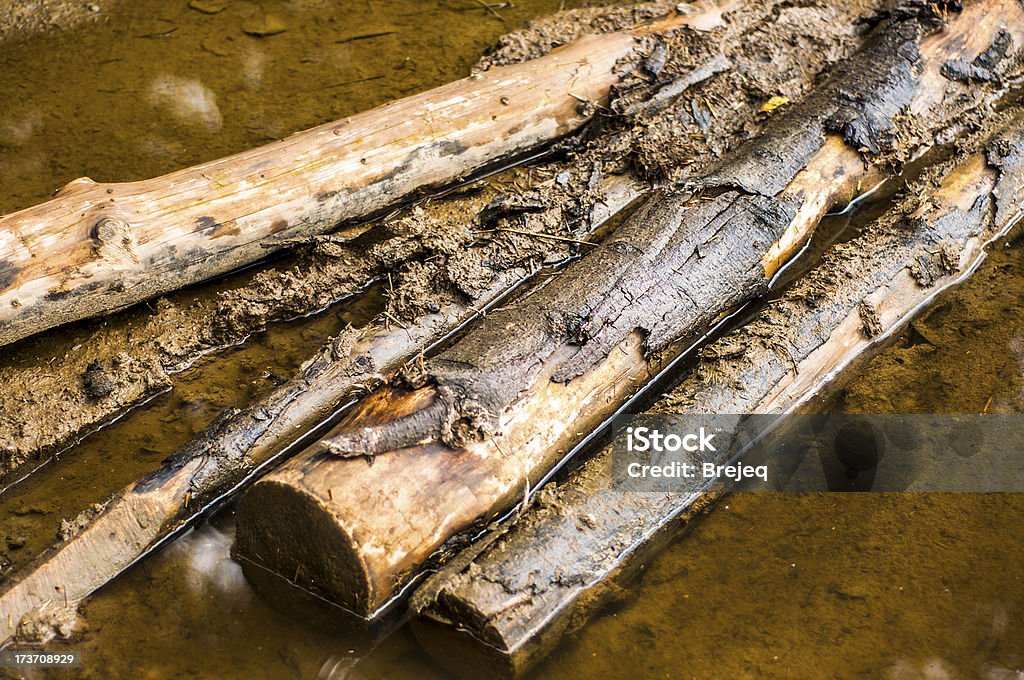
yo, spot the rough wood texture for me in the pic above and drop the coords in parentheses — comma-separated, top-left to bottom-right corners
(408, 110, 1024, 680)
(0, 172, 642, 645)
(0, 7, 727, 349)
(233, 0, 1021, 622)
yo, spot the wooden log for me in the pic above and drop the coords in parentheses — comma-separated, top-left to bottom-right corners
(233, 0, 1020, 620)
(0, 172, 642, 645)
(0, 4, 730, 349)
(407, 110, 1024, 680)
(0, 0, 751, 480)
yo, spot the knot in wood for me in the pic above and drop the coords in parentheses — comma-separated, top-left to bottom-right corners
(92, 217, 138, 265)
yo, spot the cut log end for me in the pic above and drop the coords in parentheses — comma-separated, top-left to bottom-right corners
(234, 479, 375, 615)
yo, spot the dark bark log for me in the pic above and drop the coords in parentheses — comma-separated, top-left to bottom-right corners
(233, 0, 1021, 621)
(408, 111, 1024, 680)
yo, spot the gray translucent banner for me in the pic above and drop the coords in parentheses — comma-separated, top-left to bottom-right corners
(609, 414, 1024, 492)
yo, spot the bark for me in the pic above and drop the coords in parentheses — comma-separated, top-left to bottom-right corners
(0, 3, 742, 479)
(233, 0, 1020, 621)
(0, 0, 876, 631)
(0, 7, 724, 349)
(408, 111, 1024, 680)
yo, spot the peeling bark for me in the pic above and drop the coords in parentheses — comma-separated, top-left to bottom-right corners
(233, 0, 1021, 622)
(408, 111, 1024, 680)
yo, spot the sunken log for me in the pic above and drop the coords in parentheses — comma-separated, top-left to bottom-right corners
(408, 112, 1024, 680)
(233, 0, 1021, 621)
(0, 5, 730, 349)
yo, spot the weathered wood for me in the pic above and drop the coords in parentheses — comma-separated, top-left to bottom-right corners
(233, 1, 1020, 621)
(0, 173, 642, 645)
(0, 5, 727, 349)
(408, 109, 1024, 680)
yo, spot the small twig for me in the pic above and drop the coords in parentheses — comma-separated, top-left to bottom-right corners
(471, 0, 506, 21)
(476, 228, 596, 247)
(383, 311, 408, 330)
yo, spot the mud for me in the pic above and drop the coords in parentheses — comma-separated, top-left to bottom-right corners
(0, 0, 881, 478)
(0, 0, 109, 44)
(324, 3, 1011, 456)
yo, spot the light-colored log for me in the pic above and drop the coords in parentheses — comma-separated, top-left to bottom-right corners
(0, 4, 730, 348)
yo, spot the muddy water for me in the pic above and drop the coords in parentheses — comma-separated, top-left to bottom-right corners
(1, 3, 1023, 680)
(13, 242, 1019, 680)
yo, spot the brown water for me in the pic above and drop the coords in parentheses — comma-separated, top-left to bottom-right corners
(1, 2, 1023, 679)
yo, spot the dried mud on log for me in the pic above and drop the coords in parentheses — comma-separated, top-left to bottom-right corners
(233, 0, 1020, 621)
(410, 109, 1024, 680)
(0, 0, 880, 640)
(0, 0, 864, 476)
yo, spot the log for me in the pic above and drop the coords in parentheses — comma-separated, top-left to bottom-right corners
(407, 110, 1024, 679)
(0, 173, 642, 645)
(233, 0, 1019, 621)
(0, 5, 729, 349)
(0, 0, 748, 479)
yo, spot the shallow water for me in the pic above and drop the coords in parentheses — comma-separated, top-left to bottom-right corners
(1, 2, 1022, 679)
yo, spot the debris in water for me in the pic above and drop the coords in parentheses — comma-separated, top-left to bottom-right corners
(16, 604, 82, 644)
(243, 13, 288, 37)
(189, 0, 230, 14)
